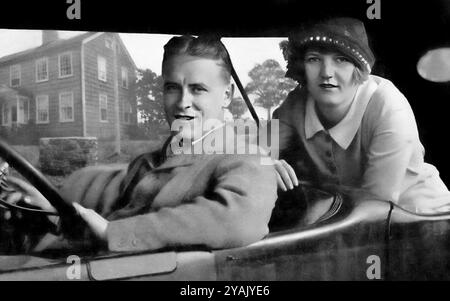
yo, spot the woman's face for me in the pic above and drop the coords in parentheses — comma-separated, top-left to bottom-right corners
(304, 50, 359, 110)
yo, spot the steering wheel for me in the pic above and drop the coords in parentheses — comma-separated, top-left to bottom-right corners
(0, 138, 83, 238)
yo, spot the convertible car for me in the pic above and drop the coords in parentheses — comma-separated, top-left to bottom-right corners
(0, 0, 449, 280)
(0, 142, 449, 281)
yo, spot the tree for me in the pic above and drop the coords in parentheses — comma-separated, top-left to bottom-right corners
(135, 68, 168, 139)
(227, 96, 247, 119)
(245, 59, 297, 120)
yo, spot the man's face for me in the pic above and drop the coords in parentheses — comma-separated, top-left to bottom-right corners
(304, 50, 358, 110)
(162, 54, 232, 141)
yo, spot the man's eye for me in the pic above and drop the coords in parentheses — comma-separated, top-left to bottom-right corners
(191, 86, 207, 93)
(164, 84, 180, 92)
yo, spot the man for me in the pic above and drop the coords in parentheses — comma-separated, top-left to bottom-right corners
(3, 36, 278, 253)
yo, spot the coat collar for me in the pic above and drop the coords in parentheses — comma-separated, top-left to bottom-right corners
(305, 76, 378, 150)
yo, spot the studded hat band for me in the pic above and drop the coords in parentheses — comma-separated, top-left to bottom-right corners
(298, 35, 372, 73)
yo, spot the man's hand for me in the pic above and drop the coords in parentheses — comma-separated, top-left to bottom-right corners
(73, 203, 108, 242)
(274, 159, 299, 191)
(2, 176, 56, 220)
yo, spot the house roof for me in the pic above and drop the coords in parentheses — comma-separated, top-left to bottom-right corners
(0, 32, 95, 65)
(0, 84, 31, 102)
(113, 33, 138, 70)
(0, 32, 137, 70)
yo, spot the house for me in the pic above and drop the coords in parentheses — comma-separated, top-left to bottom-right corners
(0, 31, 137, 143)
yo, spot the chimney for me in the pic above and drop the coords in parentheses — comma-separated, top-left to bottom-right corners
(42, 30, 59, 45)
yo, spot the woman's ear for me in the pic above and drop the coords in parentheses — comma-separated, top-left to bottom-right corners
(223, 83, 235, 108)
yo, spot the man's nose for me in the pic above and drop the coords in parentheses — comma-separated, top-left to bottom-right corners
(178, 89, 193, 108)
(319, 59, 334, 79)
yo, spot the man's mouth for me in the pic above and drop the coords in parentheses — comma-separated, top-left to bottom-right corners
(174, 114, 195, 121)
(319, 83, 339, 89)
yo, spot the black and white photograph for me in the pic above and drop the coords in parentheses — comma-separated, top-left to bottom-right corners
(0, 0, 449, 285)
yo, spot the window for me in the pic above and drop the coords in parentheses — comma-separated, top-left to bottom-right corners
(10, 64, 21, 87)
(59, 52, 73, 78)
(97, 56, 107, 81)
(36, 57, 49, 82)
(59, 92, 74, 122)
(99, 94, 108, 122)
(18, 98, 29, 124)
(36, 95, 49, 124)
(124, 100, 133, 124)
(121, 67, 128, 88)
(2, 104, 9, 126)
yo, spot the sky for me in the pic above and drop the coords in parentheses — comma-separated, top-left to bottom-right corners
(0, 29, 288, 86)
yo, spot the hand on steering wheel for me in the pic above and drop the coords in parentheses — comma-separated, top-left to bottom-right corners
(0, 176, 61, 240)
(2, 176, 57, 218)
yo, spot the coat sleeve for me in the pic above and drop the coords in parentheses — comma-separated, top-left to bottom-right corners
(105, 155, 278, 252)
(34, 165, 128, 252)
(58, 165, 128, 216)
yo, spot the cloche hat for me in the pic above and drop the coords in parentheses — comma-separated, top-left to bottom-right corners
(283, 17, 375, 78)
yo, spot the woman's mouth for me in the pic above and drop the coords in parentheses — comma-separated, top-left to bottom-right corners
(174, 114, 195, 121)
(319, 83, 339, 89)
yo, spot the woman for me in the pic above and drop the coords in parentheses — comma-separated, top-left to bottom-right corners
(273, 17, 450, 213)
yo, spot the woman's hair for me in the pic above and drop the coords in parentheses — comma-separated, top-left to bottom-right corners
(162, 35, 232, 83)
(280, 41, 370, 85)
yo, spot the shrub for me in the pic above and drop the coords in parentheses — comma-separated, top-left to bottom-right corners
(39, 137, 98, 176)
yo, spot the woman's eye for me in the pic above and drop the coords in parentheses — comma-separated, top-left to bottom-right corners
(336, 56, 351, 63)
(305, 57, 320, 63)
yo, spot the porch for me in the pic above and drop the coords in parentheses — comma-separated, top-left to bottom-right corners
(0, 85, 35, 144)
(0, 84, 30, 127)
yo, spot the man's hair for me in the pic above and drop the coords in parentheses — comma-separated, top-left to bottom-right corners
(281, 42, 369, 85)
(162, 35, 232, 83)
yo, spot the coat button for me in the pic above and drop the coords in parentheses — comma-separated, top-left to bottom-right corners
(325, 150, 332, 157)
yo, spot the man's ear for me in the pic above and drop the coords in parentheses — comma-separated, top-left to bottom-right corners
(223, 83, 234, 108)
